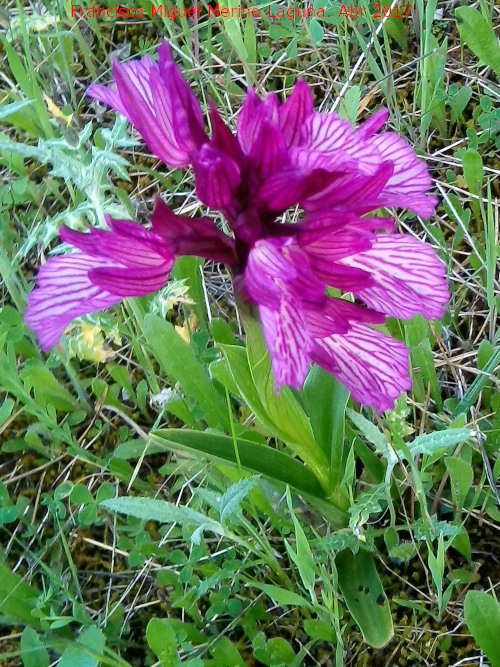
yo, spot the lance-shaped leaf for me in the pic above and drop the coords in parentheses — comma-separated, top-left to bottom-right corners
(336, 549, 393, 648)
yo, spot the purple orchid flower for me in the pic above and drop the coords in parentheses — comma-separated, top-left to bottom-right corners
(24, 42, 448, 413)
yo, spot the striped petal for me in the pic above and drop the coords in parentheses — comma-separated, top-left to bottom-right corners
(311, 323, 411, 413)
(278, 79, 313, 146)
(87, 42, 206, 168)
(193, 144, 241, 209)
(24, 254, 124, 350)
(370, 133, 437, 217)
(25, 217, 175, 350)
(342, 235, 448, 319)
(259, 294, 310, 392)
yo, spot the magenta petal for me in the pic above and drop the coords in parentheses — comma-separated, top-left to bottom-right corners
(249, 122, 288, 180)
(24, 254, 124, 350)
(278, 79, 313, 147)
(151, 196, 236, 263)
(88, 42, 207, 169)
(209, 104, 243, 163)
(259, 296, 310, 392)
(24, 215, 177, 349)
(245, 239, 296, 308)
(355, 108, 388, 140)
(89, 263, 172, 296)
(299, 227, 373, 261)
(371, 133, 436, 217)
(193, 144, 241, 209)
(311, 323, 411, 413)
(342, 234, 448, 320)
(302, 162, 394, 213)
(305, 297, 384, 337)
(258, 168, 310, 210)
(296, 112, 382, 175)
(237, 89, 279, 155)
(86, 83, 128, 118)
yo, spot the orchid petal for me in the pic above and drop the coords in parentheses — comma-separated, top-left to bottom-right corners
(311, 323, 411, 413)
(342, 234, 448, 319)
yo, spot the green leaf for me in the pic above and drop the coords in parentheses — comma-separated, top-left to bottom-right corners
(19, 367, 80, 412)
(0, 99, 34, 121)
(20, 627, 49, 667)
(150, 429, 326, 499)
(100, 496, 219, 530)
(404, 428, 472, 457)
(464, 591, 500, 667)
(445, 456, 473, 514)
(219, 477, 259, 522)
(143, 315, 230, 431)
(171, 256, 208, 330)
(250, 583, 313, 608)
(285, 489, 316, 592)
(146, 618, 179, 667)
(303, 366, 348, 489)
(230, 309, 329, 487)
(455, 7, 500, 79)
(304, 619, 336, 642)
(210, 637, 246, 667)
(70, 484, 94, 505)
(0, 561, 39, 625)
(58, 626, 105, 667)
(346, 409, 390, 455)
(336, 549, 393, 648)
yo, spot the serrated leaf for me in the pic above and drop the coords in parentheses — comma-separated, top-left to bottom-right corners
(346, 409, 390, 455)
(100, 496, 219, 531)
(19, 367, 80, 412)
(404, 428, 472, 457)
(146, 618, 178, 667)
(219, 477, 259, 522)
(348, 484, 387, 531)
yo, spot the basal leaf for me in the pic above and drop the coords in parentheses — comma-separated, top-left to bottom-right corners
(336, 549, 393, 648)
(464, 591, 500, 667)
(456, 7, 500, 79)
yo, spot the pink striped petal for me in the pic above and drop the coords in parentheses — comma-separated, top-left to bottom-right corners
(305, 298, 384, 337)
(86, 83, 128, 118)
(342, 235, 448, 319)
(297, 113, 382, 175)
(25, 216, 176, 349)
(278, 80, 313, 146)
(24, 254, 124, 350)
(193, 145, 240, 209)
(302, 162, 394, 213)
(355, 108, 388, 140)
(248, 122, 288, 180)
(88, 42, 206, 168)
(237, 89, 279, 154)
(259, 295, 310, 392)
(89, 263, 172, 296)
(311, 323, 411, 413)
(371, 133, 437, 217)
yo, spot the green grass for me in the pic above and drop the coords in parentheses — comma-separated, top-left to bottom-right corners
(1, 0, 500, 665)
